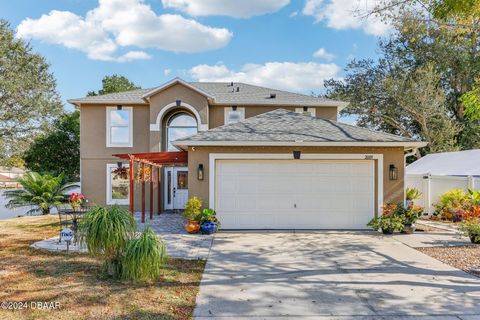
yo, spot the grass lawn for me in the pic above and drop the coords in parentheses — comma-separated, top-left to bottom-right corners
(0, 215, 205, 320)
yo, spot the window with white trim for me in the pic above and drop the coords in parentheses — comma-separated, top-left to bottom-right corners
(106, 106, 133, 147)
(295, 107, 316, 117)
(106, 163, 130, 205)
(224, 107, 245, 125)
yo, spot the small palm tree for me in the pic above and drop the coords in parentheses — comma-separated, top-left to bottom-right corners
(4, 172, 77, 215)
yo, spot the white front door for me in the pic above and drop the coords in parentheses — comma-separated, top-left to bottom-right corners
(164, 167, 189, 210)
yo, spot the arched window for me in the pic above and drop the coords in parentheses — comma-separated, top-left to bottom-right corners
(166, 113, 197, 151)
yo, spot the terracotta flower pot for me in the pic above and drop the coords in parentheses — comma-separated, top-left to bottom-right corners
(185, 220, 200, 234)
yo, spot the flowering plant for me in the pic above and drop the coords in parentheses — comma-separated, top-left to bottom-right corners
(68, 192, 85, 210)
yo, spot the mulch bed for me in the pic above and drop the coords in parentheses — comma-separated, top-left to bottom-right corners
(417, 246, 480, 277)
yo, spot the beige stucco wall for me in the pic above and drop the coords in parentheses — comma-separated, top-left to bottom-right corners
(187, 146, 405, 214)
(149, 83, 209, 152)
(80, 104, 150, 159)
(209, 105, 338, 128)
(80, 104, 151, 210)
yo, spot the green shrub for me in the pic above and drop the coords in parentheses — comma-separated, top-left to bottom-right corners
(367, 214, 404, 233)
(122, 227, 168, 283)
(183, 196, 203, 220)
(468, 189, 480, 206)
(435, 189, 468, 218)
(459, 220, 480, 243)
(404, 205, 424, 225)
(198, 208, 220, 225)
(406, 187, 422, 201)
(78, 206, 136, 277)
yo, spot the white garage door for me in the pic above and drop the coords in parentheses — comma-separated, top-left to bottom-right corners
(215, 159, 375, 229)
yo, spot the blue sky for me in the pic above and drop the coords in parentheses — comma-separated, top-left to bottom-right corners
(1, 0, 387, 113)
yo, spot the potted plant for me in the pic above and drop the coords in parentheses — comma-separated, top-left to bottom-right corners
(403, 204, 423, 234)
(198, 208, 220, 234)
(68, 192, 85, 211)
(459, 220, 480, 244)
(367, 215, 404, 234)
(405, 187, 422, 206)
(183, 197, 202, 234)
(367, 203, 405, 234)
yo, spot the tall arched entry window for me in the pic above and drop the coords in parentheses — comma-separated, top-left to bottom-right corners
(165, 112, 197, 151)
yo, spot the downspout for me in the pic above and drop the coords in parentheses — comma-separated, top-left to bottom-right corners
(404, 147, 418, 207)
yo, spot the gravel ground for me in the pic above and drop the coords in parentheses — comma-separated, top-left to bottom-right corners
(417, 246, 480, 277)
(415, 222, 446, 233)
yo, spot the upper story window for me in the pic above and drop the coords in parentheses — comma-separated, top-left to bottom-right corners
(166, 113, 197, 151)
(295, 107, 316, 117)
(224, 106, 245, 125)
(106, 106, 133, 147)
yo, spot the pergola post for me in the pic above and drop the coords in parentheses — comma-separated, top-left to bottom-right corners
(149, 164, 153, 220)
(129, 156, 134, 215)
(141, 162, 145, 223)
(157, 166, 161, 215)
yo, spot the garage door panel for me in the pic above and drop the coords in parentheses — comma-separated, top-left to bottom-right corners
(215, 159, 375, 229)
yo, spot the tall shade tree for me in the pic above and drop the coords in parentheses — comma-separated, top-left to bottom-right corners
(327, 10, 480, 151)
(23, 111, 80, 182)
(87, 74, 140, 96)
(0, 20, 63, 162)
(4, 172, 77, 215)
(326, 62, 459, 156)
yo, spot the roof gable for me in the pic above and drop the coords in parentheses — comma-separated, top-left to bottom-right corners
(142, 78, 214, 101)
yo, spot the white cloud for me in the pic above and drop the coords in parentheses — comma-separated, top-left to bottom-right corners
(302, 0, 390, 36)
(116, 51, 151, 62)
(16, 0, 232, 61)
(164, 69, 172, 76)
(162, 0, 290, 18)
(190, 61, 340, 93)
(313, 47, 335, 61)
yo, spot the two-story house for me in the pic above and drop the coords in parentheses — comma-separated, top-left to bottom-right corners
(69, 78, 425, 229)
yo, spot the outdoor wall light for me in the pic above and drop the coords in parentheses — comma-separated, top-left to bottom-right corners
(293, 151, 301, 159)
(197, 164, 204, 180)
(389, 164, 398, 180)
(117, 162, 123, 169)
(176, 99, 182, 107)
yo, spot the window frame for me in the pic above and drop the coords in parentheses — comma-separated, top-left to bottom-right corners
(106, 163, 130, 205)
(106, 106, 133, 148)
(165, 112, 198, 152)
(224, 107, 245, 125)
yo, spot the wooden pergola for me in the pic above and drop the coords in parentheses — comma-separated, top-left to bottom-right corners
(113, 151, 188, 223)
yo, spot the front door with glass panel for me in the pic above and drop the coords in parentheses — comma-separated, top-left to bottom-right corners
(164, 167, 189, 210)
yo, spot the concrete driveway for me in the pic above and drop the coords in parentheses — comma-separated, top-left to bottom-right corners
(194, 231, 480, 319)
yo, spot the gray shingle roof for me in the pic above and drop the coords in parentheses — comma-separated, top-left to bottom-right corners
(68, 81, 345, 107)
(190, 82, 344, 106)
(69, 88, 152, 104)
(174, 109, 419, 146)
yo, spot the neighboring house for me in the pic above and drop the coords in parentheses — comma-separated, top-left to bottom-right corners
(69, 78, 426, 229)
(406, 149, 480, 214)
(0, 166, 24, 188)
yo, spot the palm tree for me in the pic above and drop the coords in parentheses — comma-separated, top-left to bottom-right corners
(4, 172, 77, 215)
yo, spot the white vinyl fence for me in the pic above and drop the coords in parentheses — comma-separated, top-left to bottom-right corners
(406, 174, 480, 214)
